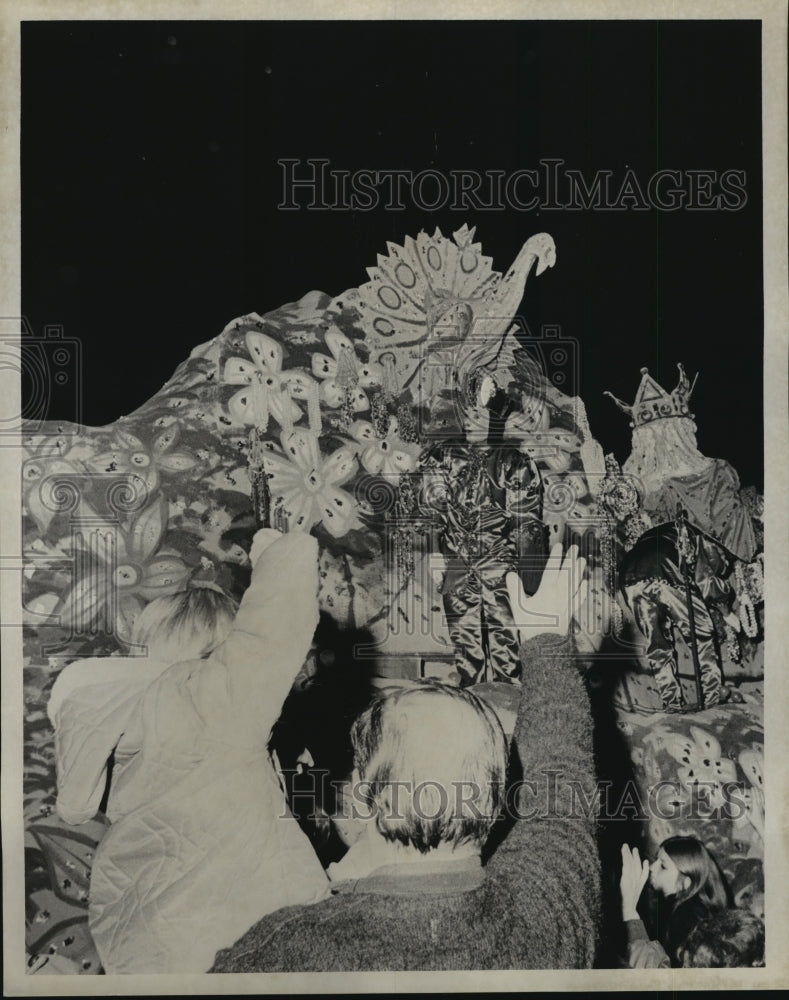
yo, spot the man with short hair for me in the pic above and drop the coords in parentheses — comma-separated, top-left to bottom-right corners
(211, 545, 601, 972)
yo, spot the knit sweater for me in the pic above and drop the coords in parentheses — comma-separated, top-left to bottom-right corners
(210, 632, 601, 972)
(624, 919, 670, 968)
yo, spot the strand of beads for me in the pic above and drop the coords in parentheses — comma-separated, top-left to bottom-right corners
(393, 472, 420, 580)
(370, 390, 390, 438)
(735, 561, 759, 638)
(396, 401, 419, 443)
(248, 427, 271, 529)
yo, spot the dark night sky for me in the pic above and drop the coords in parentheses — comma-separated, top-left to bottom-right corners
(21, 19, 763, 489)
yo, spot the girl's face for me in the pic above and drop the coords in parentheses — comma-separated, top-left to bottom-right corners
(649, 849, 686, 897)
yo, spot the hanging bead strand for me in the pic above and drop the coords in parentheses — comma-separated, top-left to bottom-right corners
(248, 427, 272, 529)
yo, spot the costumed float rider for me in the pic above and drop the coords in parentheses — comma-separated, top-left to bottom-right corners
(421, 375, 546, 687)
(619, 517, 741, 711)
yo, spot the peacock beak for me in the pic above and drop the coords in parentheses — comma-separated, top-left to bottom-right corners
(535, 248, 557, 276)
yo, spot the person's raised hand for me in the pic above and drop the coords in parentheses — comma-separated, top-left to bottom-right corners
(505, 543, 587, 642)
(620, 843, 650, 921)
(572, 563, 610, 657)
(249, 527, 285, 566)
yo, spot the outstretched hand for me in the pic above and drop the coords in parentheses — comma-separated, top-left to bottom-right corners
(620, 844, 650, 921)
(505, 543, 587, 642)
(250, 507, 298, 566)
(249, 527, 287, 566)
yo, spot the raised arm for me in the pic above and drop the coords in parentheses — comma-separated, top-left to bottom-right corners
(486, 631, 601, 966)
(619, 844, 670, 968)
(184, 529, 320, 746)
(489, 546, 601, 967)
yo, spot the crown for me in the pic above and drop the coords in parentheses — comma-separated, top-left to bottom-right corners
(604, 363, 696, 429)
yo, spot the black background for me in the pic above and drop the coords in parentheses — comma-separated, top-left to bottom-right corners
(21, 19, 763, 488)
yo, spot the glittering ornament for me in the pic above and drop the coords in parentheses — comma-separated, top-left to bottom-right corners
(622, 510, 653, 550)
(612, 601, 625, 639)
(675, 509, 696, 569)
(720, 611, 742, 664)
(370, 390, 390, 438)
(599, 476, 640, 522)
(391, 473, 423, 579)
(247, 427, 272, 529)
(738, 596, 758, 638)
(745, 557, 764, 604)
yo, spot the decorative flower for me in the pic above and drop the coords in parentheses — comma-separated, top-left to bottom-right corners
(223, 330, 316, 430)
(311, 327, 384, 412)
(262, 430, 359, 537)
(739, 744, 764, 792)
(730, 747, 764, 856)
(88, 425, 198, 494)
(58, 496, 191, 643)
(652, 780, 691, 818)
(349, 417, 420, 477)
(21, 434, 102, 536)
(663, 725, 738, 812)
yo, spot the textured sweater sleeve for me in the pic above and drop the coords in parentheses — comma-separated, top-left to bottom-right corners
(487, 632, 601, 967)
(624, 919, 671, 968)
(181, 531, 320, 747)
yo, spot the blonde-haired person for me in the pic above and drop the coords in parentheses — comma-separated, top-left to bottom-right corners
(48, 529, 330, 973)
(48, 583, 237, 828)
(129, 584, 239, 663)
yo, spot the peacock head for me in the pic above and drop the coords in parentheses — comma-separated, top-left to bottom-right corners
(531, 233, 557, 275)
